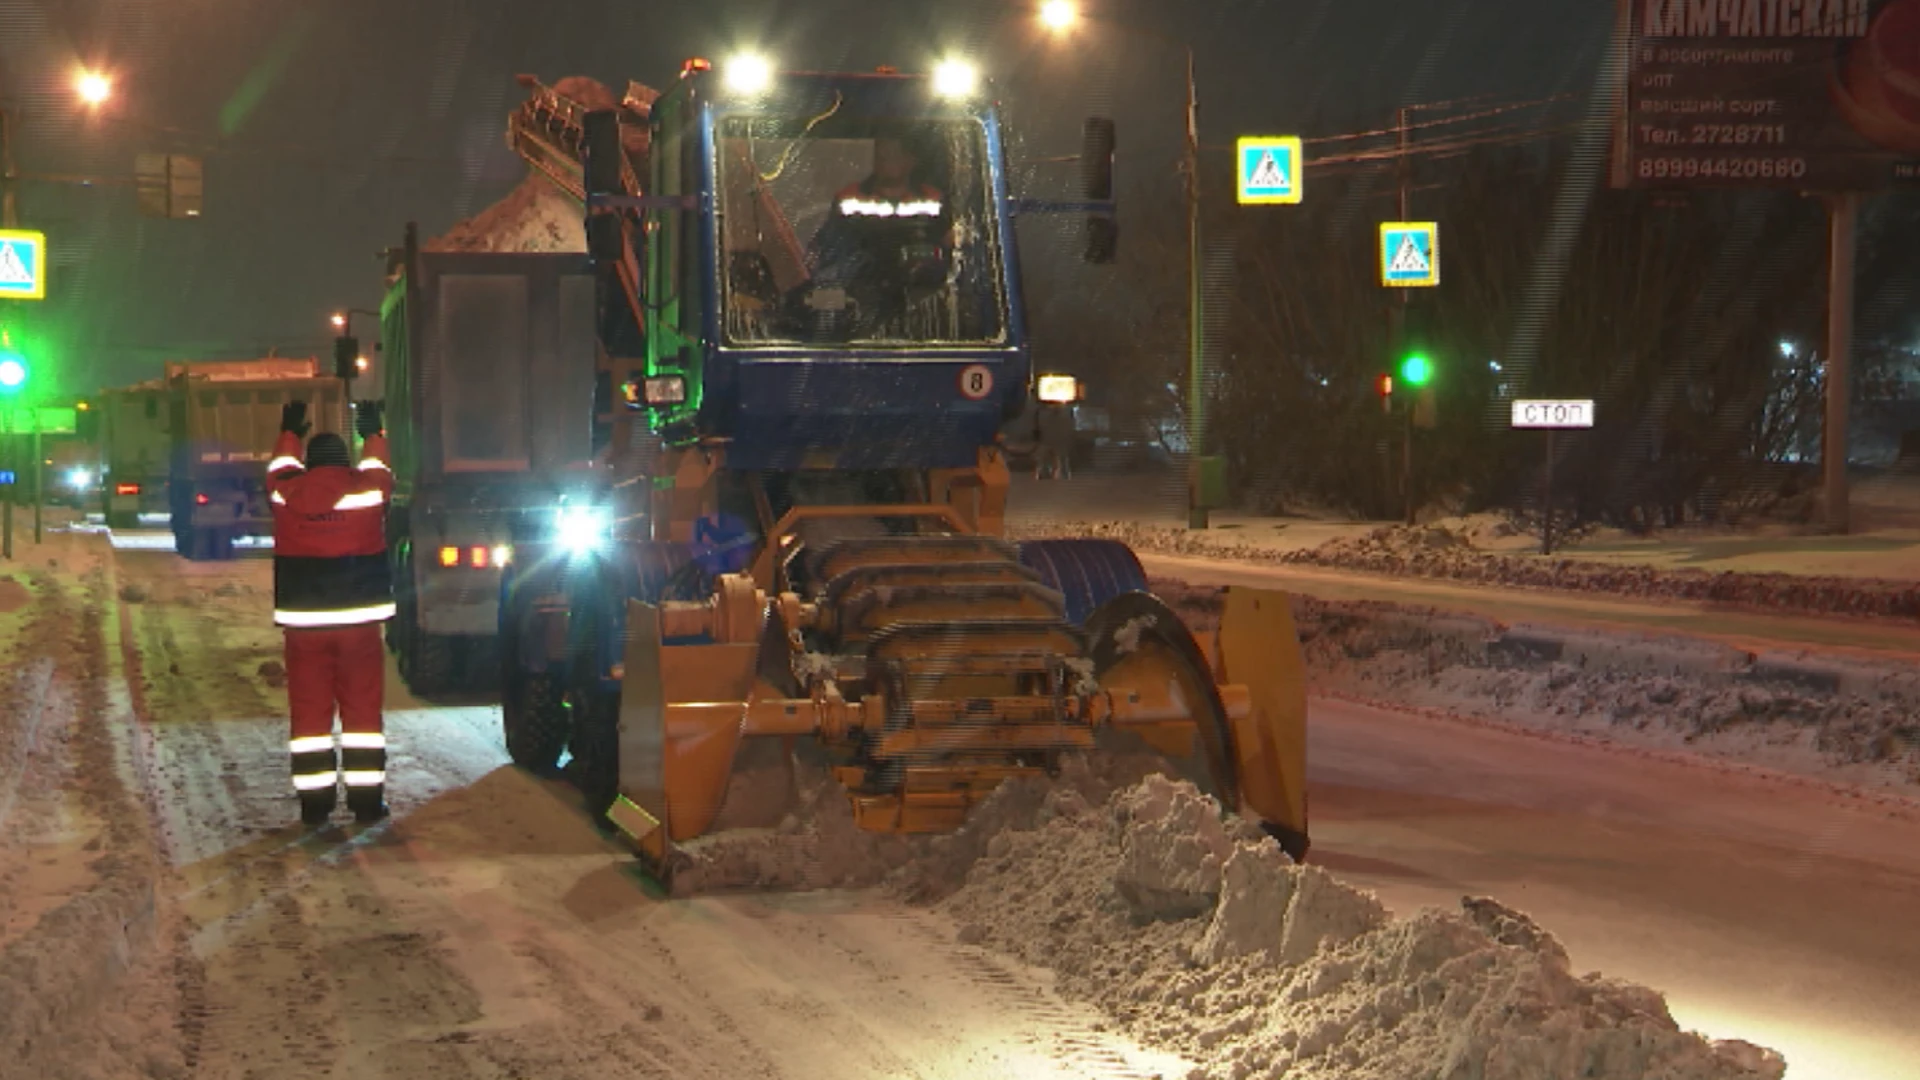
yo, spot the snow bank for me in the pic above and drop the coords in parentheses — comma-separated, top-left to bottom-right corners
(1014, 519, 1920, 621)
(671, 758, 1783, 1078)
(1143, 577, 1920, 793)
(942, 775, 1785, 1080)
(0, 556, 181, 1078)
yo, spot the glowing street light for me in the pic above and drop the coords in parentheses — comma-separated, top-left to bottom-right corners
(74, 69, 111, 107)
(1039, 0, 1079, 32)
(330, 312, 348, 330)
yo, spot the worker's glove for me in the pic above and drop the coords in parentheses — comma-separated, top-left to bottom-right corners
(354, 400, 384, 440)
(280, 401, 310, 437)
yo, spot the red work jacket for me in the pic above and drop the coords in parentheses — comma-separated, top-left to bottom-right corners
(267, 431, 395, 628)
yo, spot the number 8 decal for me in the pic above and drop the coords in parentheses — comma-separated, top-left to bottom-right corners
(958, 364, 994, 401)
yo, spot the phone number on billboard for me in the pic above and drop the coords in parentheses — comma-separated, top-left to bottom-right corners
(1636, 156, 1808, 180)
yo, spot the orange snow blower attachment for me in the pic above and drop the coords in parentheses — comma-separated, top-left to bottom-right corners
(597, 524, 1309, 875)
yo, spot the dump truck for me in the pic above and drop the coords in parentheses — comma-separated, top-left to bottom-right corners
(99, 382, 172, 527)
(377, 231, 599, 694)
(493, 63, 1309, 881)
(101, 358, 346, 557)
(164, 357, 346, 560)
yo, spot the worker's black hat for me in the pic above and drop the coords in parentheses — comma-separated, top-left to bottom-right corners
(305, 432, 351, 469)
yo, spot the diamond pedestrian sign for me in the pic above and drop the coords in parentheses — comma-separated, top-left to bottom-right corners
(1236, 137, 1302, 205)
(0, 229, 47, 301)
(1379, 222, 1438, 288)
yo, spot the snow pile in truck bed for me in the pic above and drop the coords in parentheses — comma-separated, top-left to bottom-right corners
(425, 173, 584, 254)
(426, 75, 650, 255)
(941, 775, 1786, 1080)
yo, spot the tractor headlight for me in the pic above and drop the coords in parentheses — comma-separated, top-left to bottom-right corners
(723, 52, 775, 96)
(555, 504, 613, 557)
(933, 58, 979, 98)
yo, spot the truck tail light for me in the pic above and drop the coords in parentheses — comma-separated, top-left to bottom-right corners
(491, 545, 512, 567)
(115, 482, 140, 496)
(469, 546, 488, 568)
(438, 546, 459, 568)
(195, 493, 210, 506)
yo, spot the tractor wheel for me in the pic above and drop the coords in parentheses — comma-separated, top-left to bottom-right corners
(503, 668, 571, 776)
(567, 687, 621, 833)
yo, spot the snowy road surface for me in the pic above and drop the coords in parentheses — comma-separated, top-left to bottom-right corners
(13, 532, 1910, 1078)
(109, 544, 1193, 1080)
(1304, 698, 1920, 1080)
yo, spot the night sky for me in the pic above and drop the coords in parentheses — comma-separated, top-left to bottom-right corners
(0, 0, 1614, 395)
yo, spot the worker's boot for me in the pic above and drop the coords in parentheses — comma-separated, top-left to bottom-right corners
(347, 785, 389, 824)
(341, 733, 388, 823)
(298, 786, 337, 828)
(291, 739, 339, 828)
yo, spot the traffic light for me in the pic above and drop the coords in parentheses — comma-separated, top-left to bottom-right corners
(1398, 352, 1437, 429)
(0, 352, 25, 394)
(333, 335, 359, 381)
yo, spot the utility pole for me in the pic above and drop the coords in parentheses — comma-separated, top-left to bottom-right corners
(1184, 45, 1208, 530)
(1823, 192, 1858, 535)
(1394, 106, 1414, 526)
(1, 105, 18, 229)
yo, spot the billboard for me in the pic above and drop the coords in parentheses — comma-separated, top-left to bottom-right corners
(1614, 0, 1920, 190)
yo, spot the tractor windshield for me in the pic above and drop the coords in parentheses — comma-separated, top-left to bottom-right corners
(716, 112, 1007, 348)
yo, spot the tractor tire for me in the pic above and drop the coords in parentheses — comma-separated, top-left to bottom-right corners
(567, 688, 621, 833)
(503, 669, 571, 776)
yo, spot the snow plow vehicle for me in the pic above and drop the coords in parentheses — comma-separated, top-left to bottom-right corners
(493, 61, 1311, 877)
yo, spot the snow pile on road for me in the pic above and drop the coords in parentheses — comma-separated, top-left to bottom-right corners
(1014, 519, 1920, 620)
(1150, 578, 1920, 792)
(0, 556, 184, 1079)
(666, 750, 1171, 896)
(942, 775, 1786, 1080)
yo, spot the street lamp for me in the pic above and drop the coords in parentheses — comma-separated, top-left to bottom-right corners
(74, 70, 112, 108)
(1039, 0, 1079, 33)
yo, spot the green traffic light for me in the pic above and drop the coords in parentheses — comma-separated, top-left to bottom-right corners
(0, 354, 26, 393)
(1398, 353, 1433, 387)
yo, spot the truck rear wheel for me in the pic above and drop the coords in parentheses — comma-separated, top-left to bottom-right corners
(405, 632, 457, 696)
(503, 669, 571, 776)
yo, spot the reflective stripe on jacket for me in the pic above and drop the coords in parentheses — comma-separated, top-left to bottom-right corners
(268, 431, 395, 627)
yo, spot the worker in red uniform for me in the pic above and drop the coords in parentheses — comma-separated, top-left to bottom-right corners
(268, 399, 395, 827)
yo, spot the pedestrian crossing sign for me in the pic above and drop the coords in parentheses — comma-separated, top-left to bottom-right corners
(1379, 222, 1439, 287)
(1236, 136, 1302, 205)
(0, 229, 47, 301)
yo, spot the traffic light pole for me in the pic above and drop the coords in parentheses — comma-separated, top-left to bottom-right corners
(1394, 106, 1415, 526)
(1184, 45, 1209, 531)
(31, 417, 40, 544)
